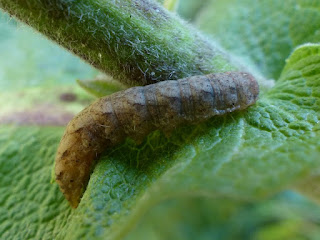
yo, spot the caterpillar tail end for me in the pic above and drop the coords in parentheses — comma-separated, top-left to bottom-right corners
(55, 121, 101, 208)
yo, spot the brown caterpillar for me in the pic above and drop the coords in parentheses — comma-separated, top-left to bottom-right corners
(55, 72, 259, 208)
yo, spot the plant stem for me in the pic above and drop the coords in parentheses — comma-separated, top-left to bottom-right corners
(0, 0, 235, 86)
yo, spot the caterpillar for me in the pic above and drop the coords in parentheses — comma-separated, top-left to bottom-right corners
(55, 72, 259, 208)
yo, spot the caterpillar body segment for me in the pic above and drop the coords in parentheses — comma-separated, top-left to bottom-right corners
(55, 72, 259, 208)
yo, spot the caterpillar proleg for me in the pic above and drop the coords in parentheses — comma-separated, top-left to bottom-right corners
(55, 72, 259, 208)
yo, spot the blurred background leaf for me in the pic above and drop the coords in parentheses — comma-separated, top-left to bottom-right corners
(0, 11, 98, 125)
(192, 0, 320, 80)
(0, 12, 98, 90)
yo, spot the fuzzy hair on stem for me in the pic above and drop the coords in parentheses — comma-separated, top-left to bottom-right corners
(0, 0, 236, 86)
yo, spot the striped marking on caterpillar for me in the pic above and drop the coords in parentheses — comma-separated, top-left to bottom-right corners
(55, 72, 259, 208)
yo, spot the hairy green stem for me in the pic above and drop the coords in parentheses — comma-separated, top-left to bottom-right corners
(0, 0, 235, 86)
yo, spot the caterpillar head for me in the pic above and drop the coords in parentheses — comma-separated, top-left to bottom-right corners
(237, 72, 259, 109)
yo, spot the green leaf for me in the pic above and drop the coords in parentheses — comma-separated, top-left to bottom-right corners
(3, 43, 317, 240)
(194, 0, 320, 79)
(163, 0, 179, 12)
(177, 0, 210, 21)
(54, 44, 320, 239)
(77, 75, 126, 98)
(127, 193, 320, 240)
(0, 127, 70, 239)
